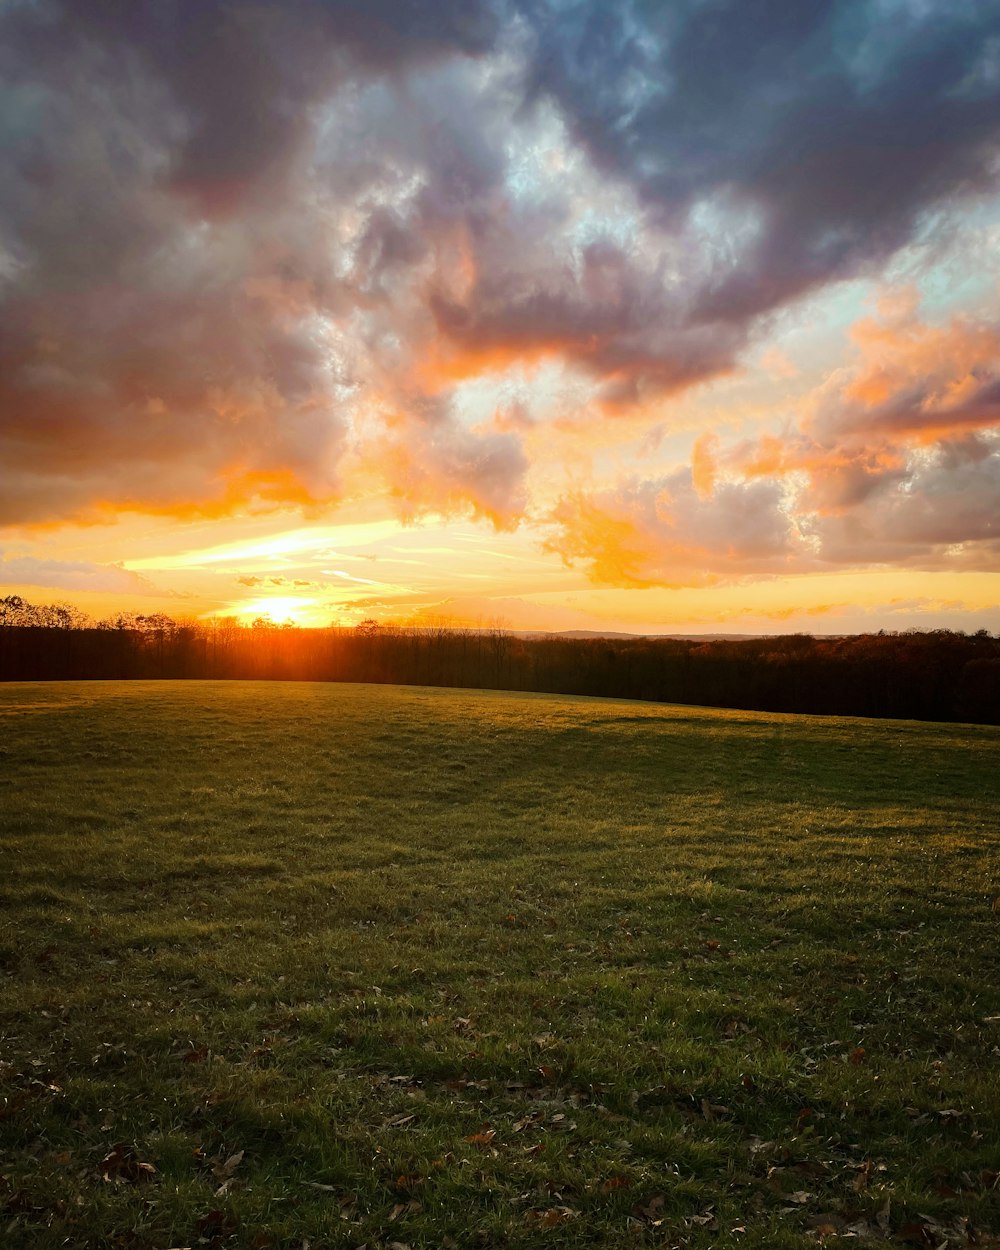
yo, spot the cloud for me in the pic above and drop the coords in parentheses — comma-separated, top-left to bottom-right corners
(2, 0, 999, 537)
(0, 0, 504, 527)
(373, 411, 530, 529)
(742, 301, 1000, 564)
(807, 446, 1000, 568)
(0, 7, 350, 524)
(525, 1, 1000, 322)
(548, 470, 801, 588)
(550, 299, 1000, 585)
(0, 552, 161, 595)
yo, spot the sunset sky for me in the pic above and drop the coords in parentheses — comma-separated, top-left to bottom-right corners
(2, 0, 999, 634)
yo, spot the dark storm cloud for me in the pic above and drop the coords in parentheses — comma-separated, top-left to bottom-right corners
(521, 0, 1000, 321)
(6, 0, 501, 209)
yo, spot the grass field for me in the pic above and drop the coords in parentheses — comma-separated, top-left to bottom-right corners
(1, 680, 998, 1250)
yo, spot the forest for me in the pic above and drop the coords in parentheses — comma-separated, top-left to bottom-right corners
(1, 594, 998, 724)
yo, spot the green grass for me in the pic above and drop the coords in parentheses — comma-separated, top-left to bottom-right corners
(1, 680, 998, 1250)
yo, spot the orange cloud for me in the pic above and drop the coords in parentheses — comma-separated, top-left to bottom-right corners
(547, 493, 663, 588)
(730, 299, 1000, 519)
(361, 420, 529, 531)
(691, 433, 719, 499)
(837, 306, 1000, 441)
(548, 470, 802, 589)
(550, 297, 1000, 588)
(416, 340, 561, 390)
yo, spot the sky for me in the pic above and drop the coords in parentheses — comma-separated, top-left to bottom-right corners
(2, 0, 1000, 635)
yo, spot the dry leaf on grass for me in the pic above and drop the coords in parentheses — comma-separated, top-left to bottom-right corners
(212, 1150, 244, 1182)
(100, 1146, 157, 1184)
(528, 1206, 578, 1227)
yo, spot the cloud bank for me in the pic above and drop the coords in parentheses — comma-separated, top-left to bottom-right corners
(550, 300, 1000, 585)
(2, 0, 999, 588)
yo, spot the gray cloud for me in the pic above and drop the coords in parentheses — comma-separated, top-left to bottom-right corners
(0, 551, 161, 594)
(522, 0, 1000, 321)
(808, 441, 1000, 567)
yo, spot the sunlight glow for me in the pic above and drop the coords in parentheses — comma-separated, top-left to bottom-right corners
(124, 521, 408, 571)
(211, 595, 318, 625)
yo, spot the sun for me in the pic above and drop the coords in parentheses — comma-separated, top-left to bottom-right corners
(217, 594, 317, 626)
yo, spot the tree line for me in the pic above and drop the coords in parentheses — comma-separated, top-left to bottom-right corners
(1, 594, 998, 724)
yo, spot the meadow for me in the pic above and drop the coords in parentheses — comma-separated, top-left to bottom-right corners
(1, 680, 998, 1250)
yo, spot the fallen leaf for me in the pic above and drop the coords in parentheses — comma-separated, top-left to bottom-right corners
(632, 1194, 666, 1223)
(464, 1129, 496, 1147)
(853, 1161, 875, 1192)
(848, 1047, 866, 1065)
(194, 1209, 237, 1239)
(212, 1150, 244, 1182)
(600, 1177, 631, 1192)
(811, 1219, 843, 1239)
(100, 1146, 157, 1184)
(898, 1221, 936, 1246)
(532, 1207, 577, 1226)
(388, 1199, 422, 1220)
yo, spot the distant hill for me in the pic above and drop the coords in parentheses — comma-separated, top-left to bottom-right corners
(515, 629, 841, 641)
